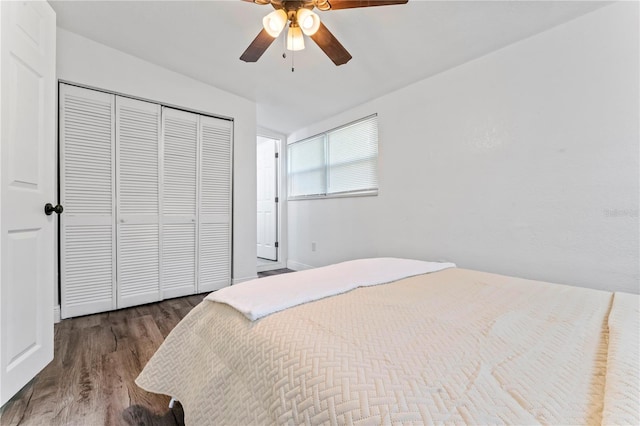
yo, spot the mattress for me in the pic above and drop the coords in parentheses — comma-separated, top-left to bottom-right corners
(136, 267, 640, 425)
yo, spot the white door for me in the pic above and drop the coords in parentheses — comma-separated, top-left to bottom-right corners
(0, 0, 56, 406)
(116, 97, 162, 308)
(198, 115, 232, 292)
(60, 84, 116, 318)
(256, 136, 278, 261)
(161, 107, 198, 298)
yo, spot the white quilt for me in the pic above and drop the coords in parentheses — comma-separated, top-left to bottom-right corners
(136, 267, 640, 425)
(601, 292, 640, 425)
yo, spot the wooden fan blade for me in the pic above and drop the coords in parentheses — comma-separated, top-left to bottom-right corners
(240, 29, 276, 62)
(327, 0, 407, 10)
(310, 22, 352, 66)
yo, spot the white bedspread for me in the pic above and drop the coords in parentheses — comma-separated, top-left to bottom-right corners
(137, 267, 640, 425)
(206, 258, 455, 320)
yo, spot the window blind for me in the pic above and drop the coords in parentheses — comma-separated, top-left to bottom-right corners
(327, 116, 378, 194)
(288, 135, 326, 197)
(288, 114, 378, 199)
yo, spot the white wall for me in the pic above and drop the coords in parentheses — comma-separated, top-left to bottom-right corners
(56, 28, 258, 306)
(287, 2, 639, 294)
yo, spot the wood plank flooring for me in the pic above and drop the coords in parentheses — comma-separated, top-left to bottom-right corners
(1, 268, 293, 426)
(1, 294, 203, 426)
(257, 268, 294, 277)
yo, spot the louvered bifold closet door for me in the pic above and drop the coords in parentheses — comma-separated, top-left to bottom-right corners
(116, 97, 161, 308)
(161, 108, 198, 299)
(198, 115, 232, 292)
(60, 84, 116, 318)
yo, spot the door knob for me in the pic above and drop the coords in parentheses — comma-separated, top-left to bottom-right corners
(44, 203, 63, 215)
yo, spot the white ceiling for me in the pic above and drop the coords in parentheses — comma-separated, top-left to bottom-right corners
(50, 0, 609, 134)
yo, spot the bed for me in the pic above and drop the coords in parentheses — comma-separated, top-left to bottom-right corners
(136, 258, 639, 425)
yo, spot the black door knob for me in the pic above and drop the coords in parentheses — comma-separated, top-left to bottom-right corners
(44, 203, 63, 215)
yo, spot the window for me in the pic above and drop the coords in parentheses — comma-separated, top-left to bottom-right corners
(288, 114, 378, 199)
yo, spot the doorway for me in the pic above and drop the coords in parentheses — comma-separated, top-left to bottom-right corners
(256, 135, 280, 269)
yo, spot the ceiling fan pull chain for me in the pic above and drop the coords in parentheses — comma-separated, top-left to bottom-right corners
(282, 28, 287, 59)
(285, 25, 294, 72)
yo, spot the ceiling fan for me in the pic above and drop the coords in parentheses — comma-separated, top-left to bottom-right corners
(240, 0, 408, 66)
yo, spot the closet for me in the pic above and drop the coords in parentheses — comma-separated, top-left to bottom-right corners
(59, 83, 232, 319)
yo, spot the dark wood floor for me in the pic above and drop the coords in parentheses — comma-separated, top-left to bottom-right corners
(1, 269, 293, 426)
(258, 268, 293, 277)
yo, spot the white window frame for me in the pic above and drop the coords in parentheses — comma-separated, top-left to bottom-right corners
(288, 114, 378, 200)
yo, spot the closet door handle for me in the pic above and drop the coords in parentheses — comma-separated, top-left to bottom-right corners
(44, 203, 63, 215)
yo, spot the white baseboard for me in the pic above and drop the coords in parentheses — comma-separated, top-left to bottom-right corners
(232, 275, 258, 285)
(287, 260, 315, 271)
(54, 305, 61, 324)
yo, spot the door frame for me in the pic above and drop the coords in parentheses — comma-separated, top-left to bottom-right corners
(256, 135, 278, 262)
(256, 128, 287, 273)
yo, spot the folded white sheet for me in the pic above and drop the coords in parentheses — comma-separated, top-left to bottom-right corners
(205, 257, 455, 320)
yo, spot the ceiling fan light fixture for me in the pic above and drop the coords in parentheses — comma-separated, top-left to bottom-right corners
(286, 25, 305, 51)
(262, 9, 287, 37)
(314, 0, 331, 11)
(297, 9, 320, 36)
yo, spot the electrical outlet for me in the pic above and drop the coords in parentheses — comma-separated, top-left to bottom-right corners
(311, 241, 317, 252)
